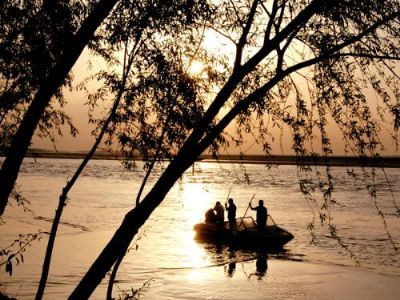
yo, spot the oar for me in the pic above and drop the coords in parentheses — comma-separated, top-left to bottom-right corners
(238, 193, 255, 230)
(225, 186, 232, 207)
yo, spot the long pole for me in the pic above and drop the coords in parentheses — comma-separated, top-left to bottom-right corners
(225, 186, 232, 206)
(238, 193, 255, 229)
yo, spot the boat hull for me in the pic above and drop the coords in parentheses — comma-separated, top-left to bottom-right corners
(193, 219, 294, 249)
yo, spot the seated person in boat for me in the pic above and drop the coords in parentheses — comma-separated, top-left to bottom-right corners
(213, 201, 225, 224)
(205, 208, 216, 224)
(225, 198, 237, 229)
(249, 199, 267, 230)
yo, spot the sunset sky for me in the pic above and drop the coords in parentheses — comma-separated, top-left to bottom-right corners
(31, 81, 399, 157)
(31, 29, 400, 157)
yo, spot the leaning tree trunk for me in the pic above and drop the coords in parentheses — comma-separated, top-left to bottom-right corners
(69, 1, 331, 296)
(67, 84, 255, 298)
(35, 80, 127, 299)
(0, 0, 119, 216)
(68, 150, 194, 299)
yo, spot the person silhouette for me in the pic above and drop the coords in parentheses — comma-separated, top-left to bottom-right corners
(205, 208, 216, 223)
(214, 201, 225, 224)
(225, 198, 237, 229)
(249, 199, 268, 230)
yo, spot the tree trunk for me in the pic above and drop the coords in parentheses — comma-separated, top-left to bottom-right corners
(35, 87, 125, 299)
(69, 152, 193, 299)
(0, 0, 119, 215)
(68, 82, 254, 297)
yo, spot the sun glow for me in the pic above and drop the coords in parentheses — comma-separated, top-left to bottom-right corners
(188, 60, 204, 76)
(181, 182, 214, 224)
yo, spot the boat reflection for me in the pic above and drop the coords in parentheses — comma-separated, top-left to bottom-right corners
(248, 253, 268, 280)
(196, 241, 290, 281)
(225, 261, 236, 277)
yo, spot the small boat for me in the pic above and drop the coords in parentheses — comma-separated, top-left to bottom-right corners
(193, 215, 294, 249)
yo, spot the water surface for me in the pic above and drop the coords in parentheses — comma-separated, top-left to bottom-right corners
(1, 158, 399, 298)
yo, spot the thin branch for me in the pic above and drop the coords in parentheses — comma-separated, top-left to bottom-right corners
(35, 34, 140, 300)
(274, 0, 287, 37)
(338, 53, 400, 61)
(228, 0, 244, 26)
(262, 0, 279, 43)
(135, 124, 168, 206)
(326, 11, 400, 57)
(206, 25, 237, 45)
(369, 169, 399, 252)
(183, 0, 325, 158)
(195, 11, 400, 153)
(234, 0, 260, 71)
(241, 0, 325, 74)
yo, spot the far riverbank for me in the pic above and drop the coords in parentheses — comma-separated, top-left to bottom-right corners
(5, 149, 400, 168)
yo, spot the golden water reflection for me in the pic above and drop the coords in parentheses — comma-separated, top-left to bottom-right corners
(178, 182, 220, 280)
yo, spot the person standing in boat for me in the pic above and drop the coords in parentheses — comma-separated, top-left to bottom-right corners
(225, 198, 237, 229)
(249, 199, 267, 230)
(214, 201, 225, 225)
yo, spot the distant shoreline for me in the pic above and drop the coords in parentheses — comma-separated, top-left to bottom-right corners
(199, 154, 400, 167)
(2, 150, 399, 168)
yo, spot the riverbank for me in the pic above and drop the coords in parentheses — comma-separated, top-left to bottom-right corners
(3, 150, 400, 167)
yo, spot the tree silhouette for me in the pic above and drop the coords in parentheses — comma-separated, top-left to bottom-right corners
(0, 0, 120, 215)
(1, 0, 399, 298)
(33, 2, 210, 298)
(68, 0, 400, 298)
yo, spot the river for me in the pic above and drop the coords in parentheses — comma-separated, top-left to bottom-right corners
(0, 158, 399, 299)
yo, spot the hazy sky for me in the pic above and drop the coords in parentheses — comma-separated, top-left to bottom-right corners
(31, 89, 399, 156)
(31, 43, 399, 157)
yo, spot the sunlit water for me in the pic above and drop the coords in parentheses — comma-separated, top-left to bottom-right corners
(1, 158, 399, 299)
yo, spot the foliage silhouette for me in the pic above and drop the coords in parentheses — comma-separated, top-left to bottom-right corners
(0, 0, 399, 298)
(0, 0, 120, 215)
(69, 1, 400, 298)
